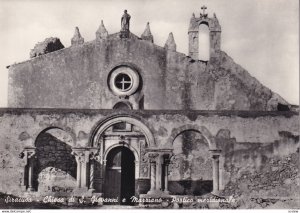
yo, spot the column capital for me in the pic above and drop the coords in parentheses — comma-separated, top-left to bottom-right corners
(88, 148, 101, 161)
(19, 147, 36, 165)
(163, 153, 173, 165)
(146, 148, 173, 156)
(71, 148, 90, 163)
(147, 152, 159, 163)
(23, 147, 36, 157)
(209, 149, 221, 158)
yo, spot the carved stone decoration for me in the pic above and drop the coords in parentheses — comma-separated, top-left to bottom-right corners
(120, 9, 131, 38)
(168, 155, 180, 176)
(147, 152, 159, 162)
(147, 152, 159, 193)
(96, 20, 108, 40)
(89, 148, 100, 191)
(141, 22, 153, 43)
(71, 27, 84, 46)
(139, 139, 149, 178)
(71, 148, 90, 189)
(89, 148, 101, 162)
(121, 9, 131, 31)
(72, 150, 86, 164)
(19, 147, 36, 191)
(164, 32, 176, 52)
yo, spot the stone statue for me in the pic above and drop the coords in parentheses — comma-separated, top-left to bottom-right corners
(121, 10, 131, 31)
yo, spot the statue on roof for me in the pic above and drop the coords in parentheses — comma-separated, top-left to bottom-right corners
(121, 10, 131, 31)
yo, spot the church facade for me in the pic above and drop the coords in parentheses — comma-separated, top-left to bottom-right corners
(1, 9, 299, 209)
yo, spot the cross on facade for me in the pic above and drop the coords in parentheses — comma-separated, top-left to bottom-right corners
(116, 75, 132, 91)
(119, 135, 127, 146)
(119, 140, 126, 146)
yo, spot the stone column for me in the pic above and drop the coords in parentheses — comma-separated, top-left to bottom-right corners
(27, 152, 36, 191)
(101, 159, 107, 193)
(155, 154, 163, 191)
(89, 149, 100, 192)
(211, 150, 221, 194)
(72, 148, 89, 190)
(89, 160, 95, 191)
(147, 152, 159, 194)
(20, 147, 36, 192)
(163, 154, 171, 194)
(150, 161, 156, 191)
(164, 164, 169, 192)
(76, 159, 82, 188)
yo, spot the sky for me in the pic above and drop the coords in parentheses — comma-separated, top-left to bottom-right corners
(0, 0, 298, 106)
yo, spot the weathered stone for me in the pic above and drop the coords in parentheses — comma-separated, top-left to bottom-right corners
(71, 27, 84, 46)
(141, 22, 153, 43)
(164, 32, 176, 51)
(30, 37, 64, 58)
(96, 20, 108, 40)
(18, 131, 30, 141)
(2, 8, 299, 210)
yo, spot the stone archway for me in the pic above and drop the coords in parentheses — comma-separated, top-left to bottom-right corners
(89, 115, 156, 148)
(35, 128, 76, 195)
(168, 124, 216, 149)
(169, 124, 221, 195)
(88, 115, 156, 198)
(170, 129, 213, 195)
(21, 127, 77, 194)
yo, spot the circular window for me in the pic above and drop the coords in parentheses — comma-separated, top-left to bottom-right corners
(115, 73, 133, 92)
(108, 66, 140, 97)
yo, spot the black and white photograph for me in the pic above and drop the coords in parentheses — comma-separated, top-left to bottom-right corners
(0, 0, 299, 211)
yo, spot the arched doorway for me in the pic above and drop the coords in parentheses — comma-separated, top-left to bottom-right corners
(104, 146, 135, 205)
(89, 115, 156, 200)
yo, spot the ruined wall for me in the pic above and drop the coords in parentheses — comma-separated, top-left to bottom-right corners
(0, 108, 298, 201)
(218, 131, 300, 208)
(8, 34, 288, 110)
(35, 129, 77, 196)
(169, 130, 213, 195)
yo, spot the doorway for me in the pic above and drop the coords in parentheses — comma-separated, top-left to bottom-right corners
(104, 146, 135, 205)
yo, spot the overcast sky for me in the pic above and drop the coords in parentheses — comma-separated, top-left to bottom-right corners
(0, 0, 298, 107)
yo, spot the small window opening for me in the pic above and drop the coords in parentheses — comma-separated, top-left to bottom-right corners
(115, 73, 133, 92)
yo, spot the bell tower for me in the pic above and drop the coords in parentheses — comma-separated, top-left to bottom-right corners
(188, 6, 222, 61)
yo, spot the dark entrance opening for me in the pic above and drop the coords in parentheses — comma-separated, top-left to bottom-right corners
(104, 146, 135, 205)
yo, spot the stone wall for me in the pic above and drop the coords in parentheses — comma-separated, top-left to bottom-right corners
(0, 108, 298, 203)
(8, 33, 289, 111)
(34, 130, 77, 196)
(169, 130, 213, 195)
